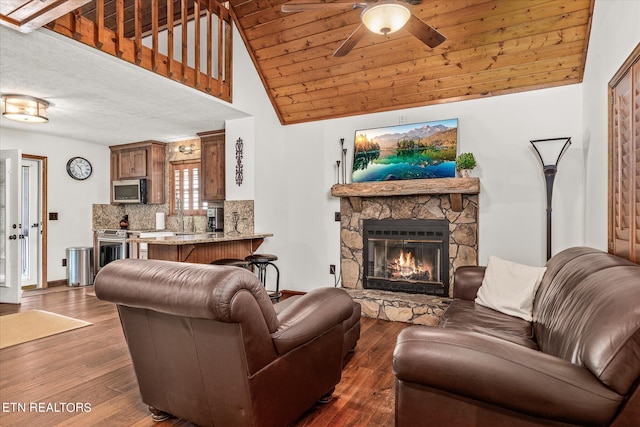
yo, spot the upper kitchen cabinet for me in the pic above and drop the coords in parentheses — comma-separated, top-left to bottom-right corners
(199, 130, 225, 202)
(110, 141, 166, 204)
(118, 148, 147, 178)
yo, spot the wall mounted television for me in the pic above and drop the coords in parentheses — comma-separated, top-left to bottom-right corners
(351, 118, 458, 183)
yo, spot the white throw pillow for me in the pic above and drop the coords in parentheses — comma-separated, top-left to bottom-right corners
(475, 256, 547, 322)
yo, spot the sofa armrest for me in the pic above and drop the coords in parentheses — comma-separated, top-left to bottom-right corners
(272, 288, 353, 355)
(393, 326, 623, 426)
(453, 266, 486, 300)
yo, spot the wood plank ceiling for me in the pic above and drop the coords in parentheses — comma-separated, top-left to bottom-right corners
(228, 0, 594, 125)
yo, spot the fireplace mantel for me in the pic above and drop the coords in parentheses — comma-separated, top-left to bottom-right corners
(331, 178, 480, 212)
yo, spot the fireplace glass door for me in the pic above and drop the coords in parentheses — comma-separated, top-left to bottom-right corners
(368, 238, 442, 284)
(363, 219, 449, 295)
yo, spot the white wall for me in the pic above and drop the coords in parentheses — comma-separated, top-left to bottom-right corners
(581, 0, 640, 249)
(232, 29, 586, 292)
(0, 127, 110, 281)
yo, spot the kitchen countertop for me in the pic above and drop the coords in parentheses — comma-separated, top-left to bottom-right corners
(126, 232, 273, 245)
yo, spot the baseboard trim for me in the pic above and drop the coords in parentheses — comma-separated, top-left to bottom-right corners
(47, 279, 68, 288)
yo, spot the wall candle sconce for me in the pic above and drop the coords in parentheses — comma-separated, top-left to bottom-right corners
(340, 138, 347, 184)
(530, 137, 572, 261)
(178, 144, 196, 154)
(235, 137, 244, 186)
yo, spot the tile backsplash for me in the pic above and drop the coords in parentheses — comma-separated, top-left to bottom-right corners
(92, 200, 254, 234)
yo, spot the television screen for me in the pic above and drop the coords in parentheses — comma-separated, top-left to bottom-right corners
(351, 118, 458, 183)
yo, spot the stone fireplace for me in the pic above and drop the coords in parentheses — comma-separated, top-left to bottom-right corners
(331, 178, 479, 324)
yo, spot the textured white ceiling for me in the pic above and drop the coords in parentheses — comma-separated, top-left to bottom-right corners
(0, 26, 249, 146)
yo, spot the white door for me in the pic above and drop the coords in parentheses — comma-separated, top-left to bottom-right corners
(0, 149, 22, 304)
(21, 159, 42, 288)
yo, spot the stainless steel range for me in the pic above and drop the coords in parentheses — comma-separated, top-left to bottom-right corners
(96, 229, 128, 273)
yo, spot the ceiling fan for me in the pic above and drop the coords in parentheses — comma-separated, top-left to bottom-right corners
(281, 0, 446, 57)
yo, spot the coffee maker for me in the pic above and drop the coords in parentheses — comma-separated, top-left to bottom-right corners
(207, 207, 224, 232)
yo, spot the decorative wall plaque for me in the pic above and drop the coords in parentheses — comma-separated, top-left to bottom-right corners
(235, 137, 244, 186)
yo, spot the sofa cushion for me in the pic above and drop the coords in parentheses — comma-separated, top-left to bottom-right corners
(440, 299, 538, 349)
(475, 256, 546, 322)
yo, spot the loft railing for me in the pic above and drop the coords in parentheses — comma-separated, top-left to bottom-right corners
(48, 0, 232, 102)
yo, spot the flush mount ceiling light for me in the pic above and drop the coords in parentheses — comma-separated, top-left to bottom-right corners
(361, 2, 411, 35)
(1, 94, 49, 123)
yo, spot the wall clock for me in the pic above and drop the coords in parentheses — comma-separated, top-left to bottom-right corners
(66, 156, 93, 180)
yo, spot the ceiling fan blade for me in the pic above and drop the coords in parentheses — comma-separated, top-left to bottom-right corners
(405, 14, 446, 48)
(334, 23, 368, 57)
(281, 2, 363, 13)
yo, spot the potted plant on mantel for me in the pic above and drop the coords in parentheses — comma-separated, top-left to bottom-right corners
(455, 152, 477, 178)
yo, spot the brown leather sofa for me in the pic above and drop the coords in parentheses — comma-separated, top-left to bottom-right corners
(393, 247, 640, 426)
(95, 258, 361, 427)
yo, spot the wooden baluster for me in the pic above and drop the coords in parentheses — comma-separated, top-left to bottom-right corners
(217, 8, 223, 95)
(167, 0, 174, 78)
(72, 9, 81, 40)
(151, 0, 158, 71)
(135, 0, 142, 65)
(96, 0, 104, 48)
(181, 0, 188, 82)
(206, 0, 213, 93)
(194, 0, 201, 89)
(116, 0, 124, 58)
(225, 12, 232, 90)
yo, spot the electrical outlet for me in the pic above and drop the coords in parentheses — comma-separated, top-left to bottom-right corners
(62, 258, 67, 267)
(329, 264, 336, 275)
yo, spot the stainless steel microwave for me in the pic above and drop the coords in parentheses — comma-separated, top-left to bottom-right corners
(112, 179, 147, 204)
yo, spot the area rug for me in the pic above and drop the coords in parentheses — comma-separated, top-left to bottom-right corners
(0, 310, 92, 349)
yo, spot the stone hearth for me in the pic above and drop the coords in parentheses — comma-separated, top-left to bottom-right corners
(346, 289, 451, 325)
(332, 178, 480, 324)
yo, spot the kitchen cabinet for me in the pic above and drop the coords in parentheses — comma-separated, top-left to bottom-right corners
(118, 148, 147, 178)
(198, 130, 225, 201)
(110, 141, 166, 204)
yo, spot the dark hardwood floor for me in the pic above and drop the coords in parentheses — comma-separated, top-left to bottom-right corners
(0, 287, 408, 426)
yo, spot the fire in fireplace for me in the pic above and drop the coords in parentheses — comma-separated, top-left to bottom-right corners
(363, 219, 449, 295)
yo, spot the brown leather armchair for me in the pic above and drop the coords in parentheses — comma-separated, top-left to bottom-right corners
(95, 259, 358, 427)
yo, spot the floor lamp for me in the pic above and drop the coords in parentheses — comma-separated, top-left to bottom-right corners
(530, 137, 572, 261)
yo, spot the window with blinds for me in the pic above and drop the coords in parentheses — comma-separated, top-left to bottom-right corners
(170, 160, 207, 216)
(609, 43, 640, 264)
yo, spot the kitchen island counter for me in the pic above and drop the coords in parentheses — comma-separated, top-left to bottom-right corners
(127, 232, 273, 245)
(127, 233, 273, 264)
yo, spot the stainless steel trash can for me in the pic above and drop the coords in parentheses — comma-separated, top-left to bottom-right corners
(66, 247, 94, 286)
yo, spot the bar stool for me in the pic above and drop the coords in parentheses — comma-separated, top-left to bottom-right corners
(209, 258, 250, 269)
(245, 253, 281, 301)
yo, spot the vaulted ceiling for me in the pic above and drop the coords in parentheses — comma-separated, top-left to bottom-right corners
(228, 0, 594, 125)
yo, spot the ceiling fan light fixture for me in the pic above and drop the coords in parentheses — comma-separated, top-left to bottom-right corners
(361, 3, 411, 35)
(1, 94, 49, 124)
